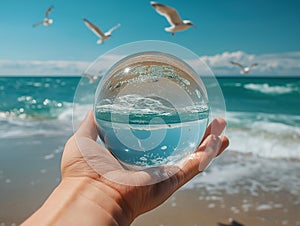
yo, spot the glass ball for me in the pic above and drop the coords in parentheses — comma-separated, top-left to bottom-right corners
(94, 52, 209, 169)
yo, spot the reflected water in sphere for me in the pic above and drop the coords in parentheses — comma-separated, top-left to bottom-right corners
(94, 52, 209, 169)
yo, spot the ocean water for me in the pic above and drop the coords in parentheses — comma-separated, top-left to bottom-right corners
(95, 93, 209, 168)
(0, 76, 299, 223)
(218, 77, 300, 160)
(96, 118, 208, 168)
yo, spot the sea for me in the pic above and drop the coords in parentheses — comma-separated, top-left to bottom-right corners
(0, 76, 299, 224)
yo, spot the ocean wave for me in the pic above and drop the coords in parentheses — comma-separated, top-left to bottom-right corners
(0, 119, 72, 139)
(96, 94, 209, 115)
(183, 152, 300, 199)
(243, 83, 298, 95)
(0, 100, 75, 139)
(0, 103, 93, 139)
(225, 111, 300, 160)
(0, 100, 73, 121)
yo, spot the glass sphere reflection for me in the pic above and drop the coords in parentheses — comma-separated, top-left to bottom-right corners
(94, 52, 209, 169)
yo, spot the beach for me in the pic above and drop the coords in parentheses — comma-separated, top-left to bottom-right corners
(0, 76, 299, 225)
(133, 186, 300, 226)
(133, 151, 300, 226)
(2, 151, 300, 225)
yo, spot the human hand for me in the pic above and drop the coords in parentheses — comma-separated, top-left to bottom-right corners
(61, 110, 229, 225)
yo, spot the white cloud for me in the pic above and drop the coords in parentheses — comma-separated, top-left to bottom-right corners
(0, 59, 90, 76)
(1, 51, 300, 76)
(200, 51, 300, 76)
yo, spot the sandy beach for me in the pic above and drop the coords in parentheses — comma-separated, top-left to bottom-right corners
(131, 152, 300, 226)
(133, 186, 300, 226)
(1, 151, 299, 226)
(2, 180, 299, 225)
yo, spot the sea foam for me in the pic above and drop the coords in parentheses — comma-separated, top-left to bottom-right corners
(226, 111, 300, 160)
(244, 83, 297, 95)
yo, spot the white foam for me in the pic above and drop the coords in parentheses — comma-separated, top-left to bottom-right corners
(182, 151, 300, 203)
(5, 179, 11, 183)
(228, 124, 300, 160)
(225, 111, 300, 160)
(57, 104, 73, 121)
(96, 94, 208, 115)
(244, 83, 296, 95)
(0, 117, 72, 139)
(256, 204, 272, 211)
(44, 154, 55, 160)
(0, 102, 74, 139)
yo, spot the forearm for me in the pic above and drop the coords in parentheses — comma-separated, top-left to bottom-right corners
(21, 177, 132, 226)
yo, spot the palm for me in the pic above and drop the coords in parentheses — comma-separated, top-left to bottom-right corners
(61, 111, 228, 219)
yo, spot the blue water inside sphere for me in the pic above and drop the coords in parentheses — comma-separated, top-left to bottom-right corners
(94, 52, 209, 169)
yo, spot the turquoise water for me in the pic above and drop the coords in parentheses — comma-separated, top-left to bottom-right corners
(94, 92, 209, 168)
(96, 114, 208, 168)
(0, 76, 299, 159)
(0, 77, 78, 119)
(217, 77, 300, 117)
(1, 76, 298, 122)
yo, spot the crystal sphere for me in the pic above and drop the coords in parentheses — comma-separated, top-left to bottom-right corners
(94, 52, 209, 169)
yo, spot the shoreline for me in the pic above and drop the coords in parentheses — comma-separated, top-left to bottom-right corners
(1, 151, 300, 225)
(131, 151, 300, 226)
(132, 187, 300, 226)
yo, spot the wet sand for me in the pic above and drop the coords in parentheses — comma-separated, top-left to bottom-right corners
(1, 151, 300, 226)
(132, 188, 300, 226)
(2, 187, 299, 226)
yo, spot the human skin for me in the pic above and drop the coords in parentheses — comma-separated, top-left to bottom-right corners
(22, 111, 229, 226)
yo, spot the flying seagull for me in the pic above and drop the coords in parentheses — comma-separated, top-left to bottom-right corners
(230, 61, 258, 75)
(83, 18, 121, 44)
(33, 6, 54, 27)
(150, 1, 194, 36)
(83, 73, 100, 83)
(83, 70, 102, 83)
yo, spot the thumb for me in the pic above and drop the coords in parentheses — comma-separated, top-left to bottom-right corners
(75, 110, 98, 141)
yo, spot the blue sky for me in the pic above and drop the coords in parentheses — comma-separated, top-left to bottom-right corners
(0, 0, 300, 75)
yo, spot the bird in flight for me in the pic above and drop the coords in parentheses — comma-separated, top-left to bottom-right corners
(33, 6, 54, 27)
(83, 18, 121, 44)
(83, 70, 103, 83)
(150, 1, 194, 36)
(83, 73, 100, 83)
(230, 61, 258, 74)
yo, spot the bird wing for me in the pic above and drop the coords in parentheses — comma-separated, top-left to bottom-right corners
(250, 63, 258, 68)
(83, 18, 104, 37)
(33, 21, 43, 27)
(105, 23, 121, 36)
(151, 2, 183, 26)
(45, 6, 54, 18)
(230, 61, 244, 69)
(83, 73, 93, 79)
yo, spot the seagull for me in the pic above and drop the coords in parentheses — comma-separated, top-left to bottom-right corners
(150, 1, 194, 36)
(83, 72, 102, 83)
(83, 18, 121, 44)
(33, 6, 54, 27)
(230, 61, 258, 75)
(83, 73, 98, 83)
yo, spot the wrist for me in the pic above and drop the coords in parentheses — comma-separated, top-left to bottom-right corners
(67, 176, 133, 226)
(22, 177, 133, 226)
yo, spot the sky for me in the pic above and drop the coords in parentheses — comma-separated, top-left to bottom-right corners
(0, 0, 300, 75)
